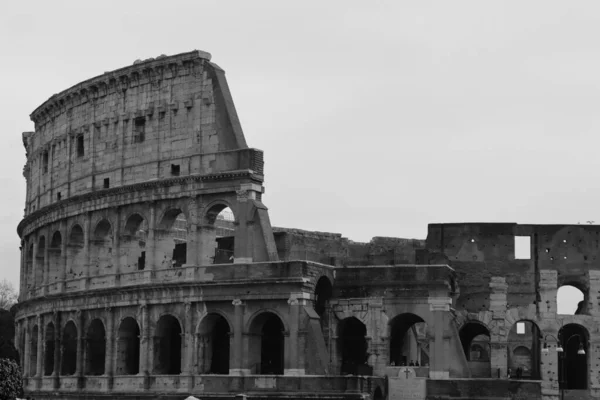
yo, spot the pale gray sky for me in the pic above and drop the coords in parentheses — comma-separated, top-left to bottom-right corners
(1, 1, 595, 312)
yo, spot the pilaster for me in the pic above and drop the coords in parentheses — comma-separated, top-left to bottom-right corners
(229, 299, 248, 375)
(428, 296, 451, 379)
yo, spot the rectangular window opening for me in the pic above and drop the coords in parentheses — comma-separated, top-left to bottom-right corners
(103, 178, 110, 189)
(42, 152, 48, 173)
(171, 164, 180, 176)
(57, 192, 61, 201)
(134, 117, 145, 143)
(515, 236, 531, 260)
(516, 322, 525, 335)
(76, 135, 84, 157)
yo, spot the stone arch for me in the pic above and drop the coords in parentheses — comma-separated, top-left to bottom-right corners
(156, 207, 188, 268)
(459, 320, 491, 378)
(67, 224, 85, 279)
(48, 231, 62, 282)
(507, 320, 541, 379)
(25, 242, 34, 289)
(314, 276, 333, 318)
(337, 316, 368, 375)
(559, 323, 588, 390)
(388, 313, 427, 367)
(120, 213, 148, 272)
(61, 320, 77, 375)
(154, 314, 182, 375)
(44, 322, 55, 376)
(196, 312, 231, 374)
(30, 324, 39, 376)
(85, 318, 106, 375)
(36, 236, 46, 286)
(248, 311, 285, 375)
(116, 317, 140, 375)
(557, 283, 587, 315)
(90, 219, 113, 276)
(201, 200, 237, 265)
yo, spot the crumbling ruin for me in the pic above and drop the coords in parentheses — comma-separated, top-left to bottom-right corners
(14, 50, 595, 400)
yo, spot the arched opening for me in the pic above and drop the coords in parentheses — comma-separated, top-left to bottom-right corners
(26, 243, 33, 289)
(248, 312, 285, 374)
(36, 236, 46, 286)
(460, 322, 491, 378)
(374, 387, 384, 400)
(557, 285, 586, 315)
(30, 325, 38, 376)
(197, 313, 231, 374)
(211, 207, 235, 264)
(67, 225, 84, 279)
(314, 277, 333, 318)
(389, 313, 427, 367)
(154, 315, 182, 375)
(121, 214, 148, 272)
(48, 231, 62, 283)
(116, 317, 140, 375)
(507, 320, 541, 379)
(90, 219, 113, 276)
(559, 324, 588, 390)
(338, 317, 369, 375)
(85, 319, 106, 375)
(61, 321, 77, 375)
(156, 209, 188, 268)
(44, 322, 55, 376)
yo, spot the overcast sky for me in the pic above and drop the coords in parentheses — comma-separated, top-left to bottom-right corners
(0, 1, 594, 312)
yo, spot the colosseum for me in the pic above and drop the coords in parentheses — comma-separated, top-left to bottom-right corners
(13, 50, 600, 400)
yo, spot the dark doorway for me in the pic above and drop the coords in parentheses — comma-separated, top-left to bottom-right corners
(44, 323, 55, 376)
(154, 315, 182, 375)
(30, 325, 38, 376)
(61, 322, 77, 376)
(459, 321, 491, 378)
(338, 317, 368, 375)
(261, 316, 284, 374)
(314, 277, 333, 318)
(389, 313, 426, 367)
(559, 324, 588, 390)
(116, 317, 140, 375)
(85, 319, 106, 375)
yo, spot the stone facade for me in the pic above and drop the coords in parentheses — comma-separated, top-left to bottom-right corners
(13, 51, 593, 400)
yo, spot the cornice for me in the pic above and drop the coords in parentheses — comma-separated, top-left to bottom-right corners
(30, 50, 212, 127)
(17, 170, 263, 236)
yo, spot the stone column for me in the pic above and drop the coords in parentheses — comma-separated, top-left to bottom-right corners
(285, 294, 304, 376)
(233, 191, 254, 264)
(112, 208, 121, 281)
(230, 299, 247, 375)
(60, 220, 68, 291)
(83, 213, 92, 286)
(489, 277, 508, 378)
(75, 310, 84, 377)
(182, 303, 193, 389)
(105, 308, 114, 379)
(146, 203, 156, 271)
(428, 297, 451, 379)
(36, 315, 43, 378)
(185, 197, 199, 266)
(43, 227, 50, 293)
(139, 304, 150, 375)
(31, 237, 38, 297)
(23, 319, 30, 378)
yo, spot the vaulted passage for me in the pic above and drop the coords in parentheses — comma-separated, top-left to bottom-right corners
(67, 224, 84, 279)
(459, 322, 491, 378)
(154, 315, 182, 375)
(559, 324, 588, 390)
(338, 317, 368, 375)
(121, 214, 148, 272)
(85, 319, 106, 375)
(389, 313, 426, 367)
(36, 236, 45, 286)
(212, 207, 235, 264)
(30, 325, 38, 376)
(314, 276, 333, 318)
(249, 312, 285, 375)
(61, 321, 77, 376)
(48, 231, 62, 282)
(116, 317, 140, 375)
(90, 219, 113, 276)
(44, 322, 55, 376)
(507, 320, 540, 379)
(197, 313, 230, 374)
(156, 210, 187, 268)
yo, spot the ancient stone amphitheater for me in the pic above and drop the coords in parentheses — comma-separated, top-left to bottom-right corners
(14, 50, 599, 400)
